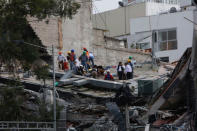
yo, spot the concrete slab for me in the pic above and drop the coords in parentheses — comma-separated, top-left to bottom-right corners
(73, 79, 90, 87)
(59, 78, 81, 86)
(60, 70, 73, 81)
(89, 79, 122, 90)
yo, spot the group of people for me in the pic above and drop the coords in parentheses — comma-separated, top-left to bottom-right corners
(117, 56, 135, 80)
(58, 50, 135, 81)
(57, 48, 95, 75)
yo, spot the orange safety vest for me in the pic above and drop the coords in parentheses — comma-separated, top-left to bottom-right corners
(86, 51, 89, 58)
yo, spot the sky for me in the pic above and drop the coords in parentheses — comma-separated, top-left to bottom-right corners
(93, 0, 120, 14)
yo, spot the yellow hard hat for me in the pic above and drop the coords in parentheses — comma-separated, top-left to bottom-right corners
(128, 59, 131, 62)
(67, 51, 71, 54)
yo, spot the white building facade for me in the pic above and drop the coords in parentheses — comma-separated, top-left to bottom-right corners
(92, 0, 180, 39)
(129, 10, 194, 62)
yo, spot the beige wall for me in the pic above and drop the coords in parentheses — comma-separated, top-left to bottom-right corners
(29, 17, 59, 49)
(29, 1, 151, 67)
(61, 0, 93, 57)
(92, 2, 146, 37)
(92, 29, 151, 66)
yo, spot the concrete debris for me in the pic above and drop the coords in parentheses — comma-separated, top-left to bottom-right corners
(60, 70, 73, 81)
(59, 78, 82, 86)
(87, 116, 118, 131)
(73, 79, 90, 86)
(0, 46, 196, 131)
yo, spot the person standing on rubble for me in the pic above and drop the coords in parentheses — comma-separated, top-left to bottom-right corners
(89, 51, 94, 67)
(117, 62, 124, 80)
(128, 59, 133, 79)
(104, 70, 114, 81)
(67, 51, 71, 62)
(79, 51, 88, 71)
(70, 49, 76, 70)
(83, 48, 89, 59)
(57, 51, 65, 70)
(125, 62, 132, 80)
(63, 57, 69, 72)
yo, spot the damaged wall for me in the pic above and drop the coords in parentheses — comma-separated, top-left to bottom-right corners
(61, 0, 93, 57)
(29, 0, 151, 66)
(92, 29, 151, 66)
(28, 17, 59, 49)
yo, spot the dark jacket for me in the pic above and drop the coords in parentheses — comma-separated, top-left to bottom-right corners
(79, 54, 88, 62)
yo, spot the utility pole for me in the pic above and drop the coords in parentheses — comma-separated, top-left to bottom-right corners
(125, 104, 130, 131)
(152, 31, 157, 70)
(122, 82, 130, 131)
(52, 45, 56, 131)
(191, 29, 197, 130)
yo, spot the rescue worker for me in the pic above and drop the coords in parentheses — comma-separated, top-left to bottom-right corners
(57, 51, 65, 70)
(79, 51, 88, 71)
(63, 58, 69, 72)
(67, 51, 71, 62)
(83, 48, 89, 59)
(89, 52, 94, 66)
(117, 62, 124, 80)
(70, 49, 76, 70)
(72, 61, 78, 74)
(104, 70, 114, 81)
(128, 59, 134, 79)
(91, 65, 97, 78)
(125, 62, 132, 80)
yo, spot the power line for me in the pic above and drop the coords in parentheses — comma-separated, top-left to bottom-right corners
(92, 4, 107, 30)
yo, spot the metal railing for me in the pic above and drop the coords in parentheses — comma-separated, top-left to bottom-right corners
(0, 121, 54, 130)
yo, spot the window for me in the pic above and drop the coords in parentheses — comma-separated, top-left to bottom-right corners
(136, 42, 150, 49)
(159, 57, 169, 62)
(158, 29, 177, 51)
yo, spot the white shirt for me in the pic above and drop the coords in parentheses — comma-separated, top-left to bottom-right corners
(89, 52, 94, 58)
(57, 54, 65, 61)
(125, 65, 132, 73)
(132, 60, 136, 67)
(75, 59, 81, 67)
(117, 65, 125, 72)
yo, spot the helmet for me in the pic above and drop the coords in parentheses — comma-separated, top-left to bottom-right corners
(83, 48, 87, 51)
(67, 51, 71, 54)
(58, 51, 62, 55)
(129, 56, 133, 59)
(71, 49, 74, 52)
(107, 70, 110, 73)
(128, 59, 131, 62)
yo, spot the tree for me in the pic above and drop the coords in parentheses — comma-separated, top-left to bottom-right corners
(0, 0, 80, 73)
(0, 85, 63, 121)
(34, 65, 50, 87)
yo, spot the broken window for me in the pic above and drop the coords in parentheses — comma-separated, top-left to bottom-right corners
(158, 29, 177, 51)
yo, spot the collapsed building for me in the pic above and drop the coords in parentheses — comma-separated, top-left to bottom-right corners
(1, 0, 197, 131)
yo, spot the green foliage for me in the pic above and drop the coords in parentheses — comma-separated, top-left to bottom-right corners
(38, 102, 64, 121)
(34, 65, 50, 86)
(0, 0, 80, 20)
(0, 85, 63, 121)
(0, 86, 27, 121)
(0, 0, 80, 73)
